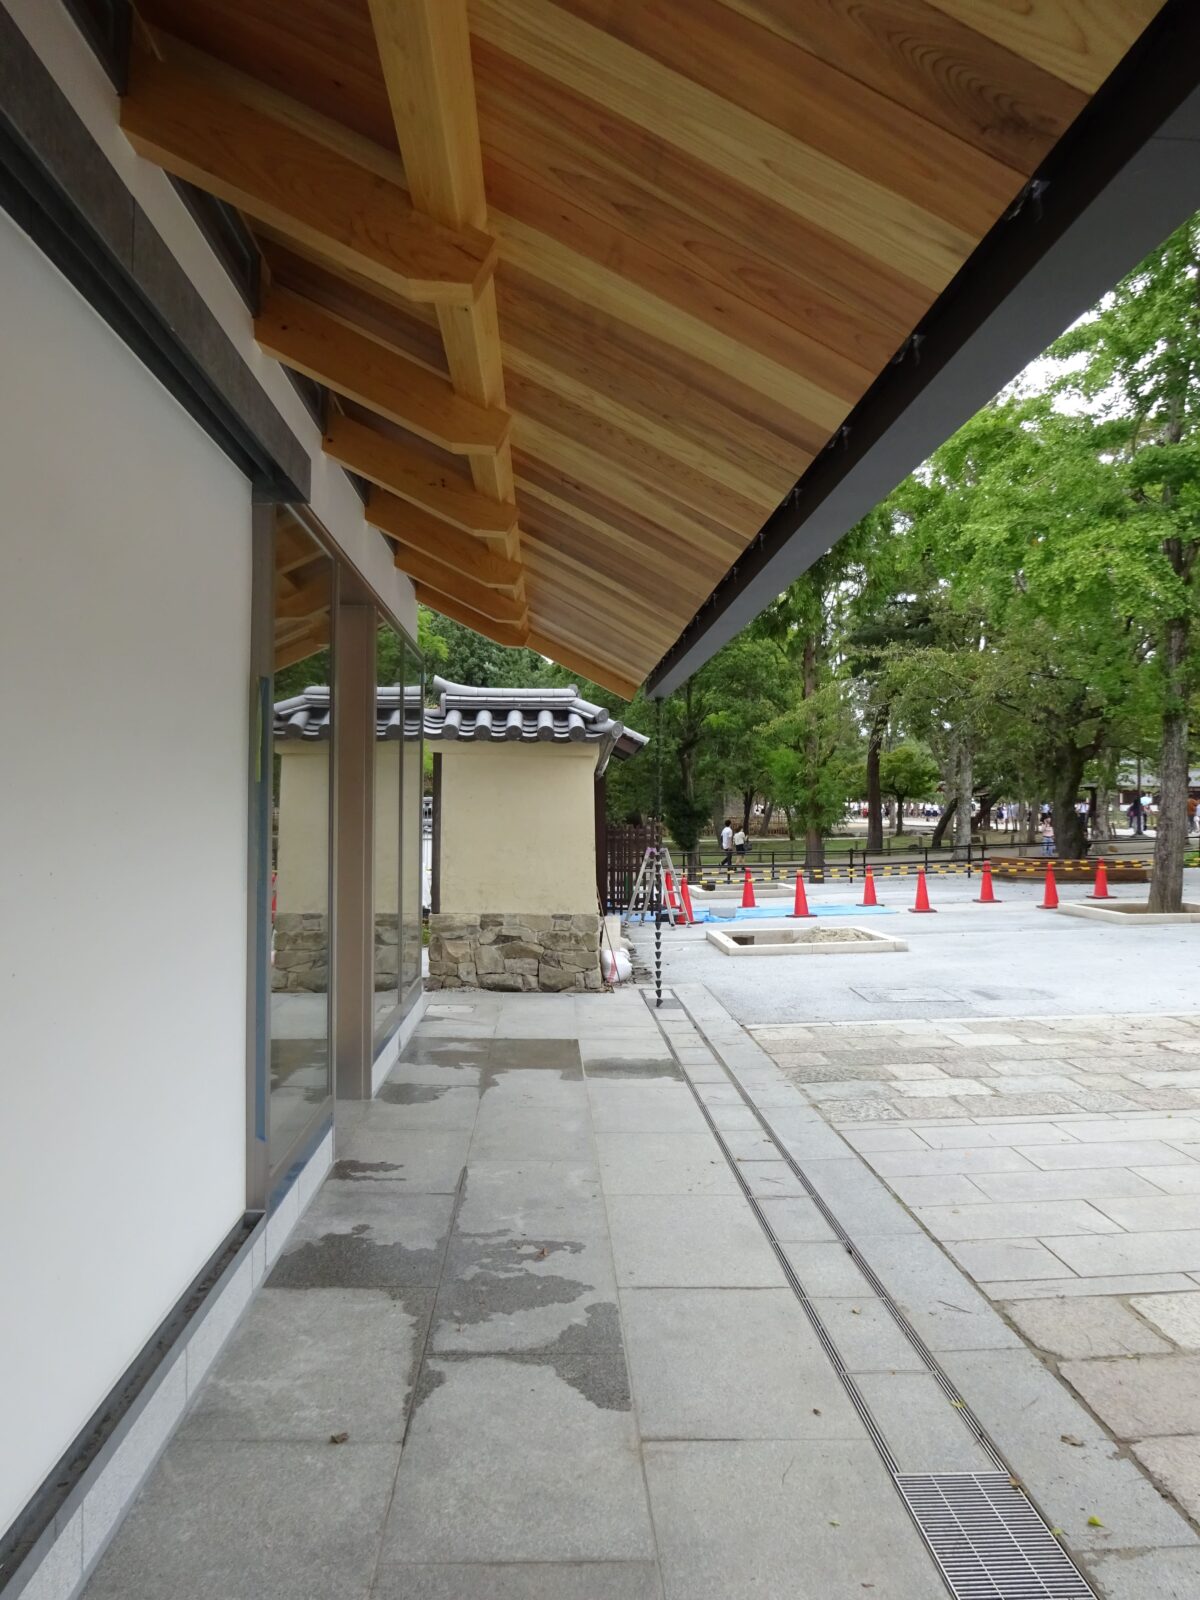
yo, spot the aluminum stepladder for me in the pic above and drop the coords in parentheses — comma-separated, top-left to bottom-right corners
(622, 843, 680, 928)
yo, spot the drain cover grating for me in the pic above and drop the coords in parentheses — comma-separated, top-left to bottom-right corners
(897, 1474, 1094, 1599)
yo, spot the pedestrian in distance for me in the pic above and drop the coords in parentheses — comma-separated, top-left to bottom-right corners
(1041, 813, 1055, 857)
(720, 819, 734, 870)
(734, 824, 748, 860)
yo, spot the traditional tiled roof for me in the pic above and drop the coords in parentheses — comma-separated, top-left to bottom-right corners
(274, 678, 646, 772)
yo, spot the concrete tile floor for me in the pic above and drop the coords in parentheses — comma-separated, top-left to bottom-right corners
(83, 985, 1200, 1599)
(756, 1008, 1200, 1537)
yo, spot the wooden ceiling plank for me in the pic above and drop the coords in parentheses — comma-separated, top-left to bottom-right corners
(498, 270, 820, 477)
(120, 53, 496, 304)
(275, 619, 331, 671)
(923, 0, 1163, 95)
(718, 0, 1088, 171)
(366, 489, 523, 588)
(525, 631, 642, 700)
(474, 39, 929, 347)
(256, 286, 509, 455)
(392, 547, 527, 624)
(552, 0, 1025, 233)
(507, 370, 787, 528)
(324, 414, 517, 541)
(496, 212, 855, 432)
(413, 584, 530, 648)
(366, 1, 519, 543)
(470, 0, 975, 292)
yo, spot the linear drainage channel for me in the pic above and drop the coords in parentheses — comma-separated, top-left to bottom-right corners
(644, 989, 1096, 1600)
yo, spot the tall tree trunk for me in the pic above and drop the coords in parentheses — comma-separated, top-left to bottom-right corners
(1051, 745, 1089, 859)
(802, 634, 825, 874)
(760, 800, 775, 836)
(894, 800, 905, 837)
(1023, 801, 1038, 846)
(931, 798, 956, 849)
(1149, 614, 1190, 912)
(951, 736, 973, 859)
(741, 790, 754, 835)
(865, 707, 886, 853)
(1094, 787, 1115, 842)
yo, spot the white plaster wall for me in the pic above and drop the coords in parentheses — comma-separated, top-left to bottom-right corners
(275, 745, 333, 915)
(4, 0, 417, 641)
(438, 743, 598, 914)
(0, 212, 252, 1531)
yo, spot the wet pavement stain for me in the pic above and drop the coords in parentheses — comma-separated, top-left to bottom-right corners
(435, 1235, 589, 1326)
(582, 1057, 682, 1079)
(268, 1223, 445, 1290)
(331, 1159, 404, 1181)
(416, 1303, 632, 1412)
(377, 1083, 454, 1105)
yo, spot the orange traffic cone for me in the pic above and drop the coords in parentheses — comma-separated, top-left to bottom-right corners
(665, 870, 679, 911)
(790, 872, 814, 918)
(975, 862, 1000, 904)
(1088, 860, 1114, 901)
(909, 868, 936, 913)
(1038, 865, 1059, 910)
(741, 870, 756, 909)
(680, 874, 696, 925)
(862, 866, 878, 907)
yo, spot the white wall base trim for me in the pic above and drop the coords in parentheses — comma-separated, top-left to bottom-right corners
(6, 1128, 333, 1600)
(370, 985, 428, 1097)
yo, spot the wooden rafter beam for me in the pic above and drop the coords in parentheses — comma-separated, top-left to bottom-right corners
(324, 413, 516, 542)
(276, 569, 332, 621)
(366, 0, 518, 517)
(120, 53, 496, 305)
(526, 630, 642, 702)
(366, 489, 523, 589)
(413, 584, 530, 650)
(392, 547, 527, 625)
(255, 288, 510, 456)
(275, 620, 331, 671)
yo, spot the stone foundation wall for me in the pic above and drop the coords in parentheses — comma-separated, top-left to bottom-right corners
(428, 912, 602, 992)
(374, 913, 398, 990)
(272, 912, 329, 993)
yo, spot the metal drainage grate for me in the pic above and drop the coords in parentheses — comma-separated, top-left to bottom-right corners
(897, 1475, 1095, 1600)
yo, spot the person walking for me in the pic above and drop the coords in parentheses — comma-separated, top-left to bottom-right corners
(1041, 813, 1055, 857)
(733, 823, 748, 860)
(720, 819, 734, 870)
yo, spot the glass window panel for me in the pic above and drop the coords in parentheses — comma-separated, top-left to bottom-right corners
(270, 527, 333, 1167)
(402, 649, 424, 994)
(374, 619, 403, 1032)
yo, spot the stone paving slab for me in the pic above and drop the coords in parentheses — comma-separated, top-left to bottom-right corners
(606, 1194, 787, 1288)
(644, 1440, 945, 1600)
(373, 1563, 665, 1599)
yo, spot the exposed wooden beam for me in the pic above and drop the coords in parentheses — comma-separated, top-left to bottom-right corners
(324, 414, 517, 541)
(275, 620, 331, 671)
(392, 547, 527, 625)
(526, 630, 642, 701)
(366, 489, 523, 589)
(276, 569, 332, 620)
(120, 53, 496, 305)
(413, 584, 530, 649)
(256, 288, 509, 456)
(366, 0, 518, 520)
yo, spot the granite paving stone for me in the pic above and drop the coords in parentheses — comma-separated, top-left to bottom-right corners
(779, 1241, 875, 1297)
(620, 1288, 863, 1440)
(1080, 1549, 1200, 1600)
(1022, 1140, 1195, 1170)
(1092, 1194, 1200, 1232)
(980, 1273, 1198, 1300)
(1129, 1290, 1200, 1347)
(82, 1441, 402, 1600)
(606, 1194, 786, 1288)
(969, 1166, 1163, 1202)
(372, 1563, 665, 1599)
(853, 1371, 995, 1472)
(945, 1238, 1076, 1283)
(1045, 1230, 1200, 1276)
(809, 1296, 928, 1372)
(1000, 1296, 1171, 1359)
(1131, 1436, 1200, 1521)
(754, 1196, 837, 1241)
(854, 1234, 1023, 1351)
(596, 1132, 740, 1196)
(913, 1199, 1119, 1242)
(1136, 1164, 1200, 1193)
(643, 1440, 944, 1600)
(1061, 1354, 1200, 1439)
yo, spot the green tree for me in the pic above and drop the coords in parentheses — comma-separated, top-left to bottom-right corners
(879, 744, 940, 836)
(1051, 215, 1200, 907)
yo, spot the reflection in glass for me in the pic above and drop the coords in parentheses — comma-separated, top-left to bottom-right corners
(402, 654, 424, 994)
(269, 523, 333, 1165)
(374, 621, 403, 1031)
